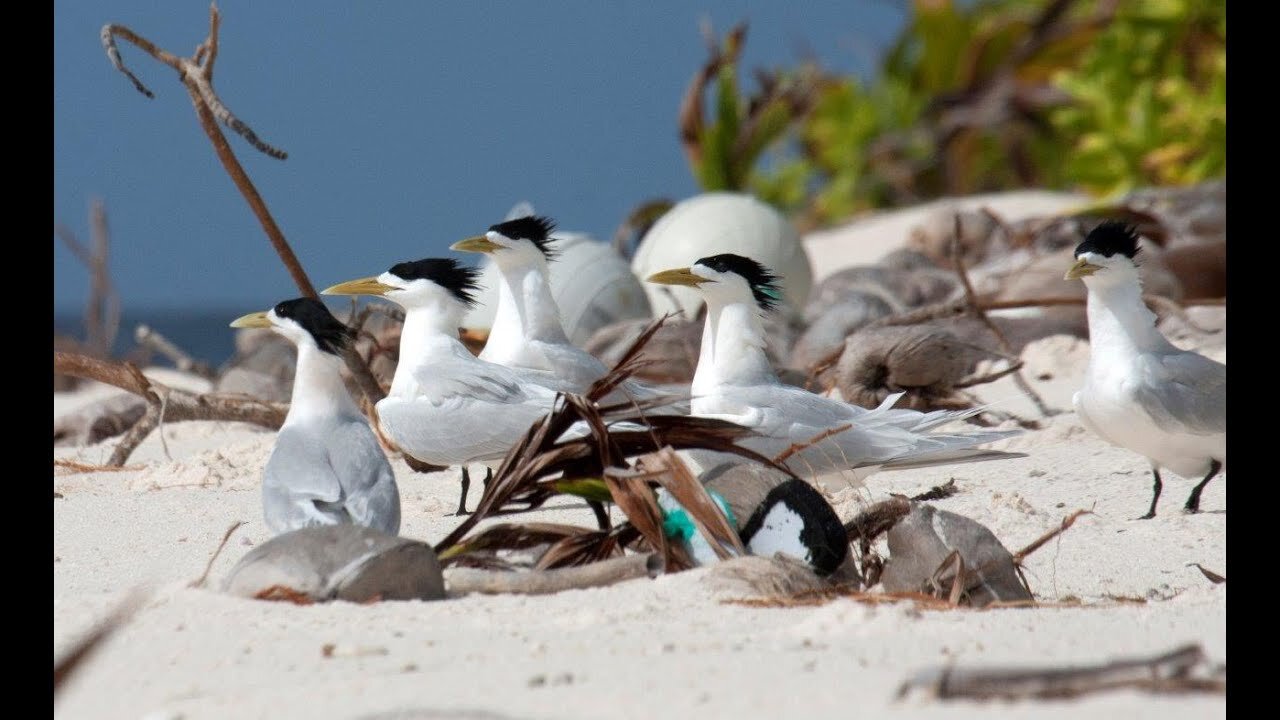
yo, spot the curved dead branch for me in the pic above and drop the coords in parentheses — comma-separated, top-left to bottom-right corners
(54, 351, 286, 466)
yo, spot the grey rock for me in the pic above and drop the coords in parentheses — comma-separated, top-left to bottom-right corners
(223, 525, 445, 603)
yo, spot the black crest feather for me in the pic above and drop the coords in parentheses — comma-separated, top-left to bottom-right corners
(387, 258, 481, 307)
(489, 215, 558, 259)
(273, 298, 354, 355)
(694, 253, 784, 311)
(1075, 221, 1141, 260)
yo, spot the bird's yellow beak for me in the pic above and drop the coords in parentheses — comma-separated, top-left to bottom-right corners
(322, 277, 397, 296)
(450, 235, 503, 254)
(1064, 258, 1102, 280)
(646, 267, 710, 287)
(229, 310, 272, 329)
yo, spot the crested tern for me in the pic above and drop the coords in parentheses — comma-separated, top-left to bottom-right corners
(323, 258, 615, 515)
(1066, 221, 1226, 518)
(451, 215, 674, 406)
(230, 298, 401, 535)
(647, 253, 1019, 480)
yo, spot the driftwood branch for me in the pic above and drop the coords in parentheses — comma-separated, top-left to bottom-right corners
(54, 200, 121, 358)
(896, 643, 1224, 701)
(134, 325, 216, 379)
(100, 2, 385, 406)
(445, 553, 663, 596)
(54, 351, 286, 465)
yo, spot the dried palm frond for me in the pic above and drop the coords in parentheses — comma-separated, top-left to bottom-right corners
(434, 316, 798, 572)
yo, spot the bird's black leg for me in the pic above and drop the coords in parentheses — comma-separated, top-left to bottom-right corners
(1138, 467, 1163, 520)
(1184, 459, 1222, 514)
(455, 466, 472, 516)
(482, 467, 493, 491)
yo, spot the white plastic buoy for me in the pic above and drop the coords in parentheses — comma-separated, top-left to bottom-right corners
(630, 192, 813, 319)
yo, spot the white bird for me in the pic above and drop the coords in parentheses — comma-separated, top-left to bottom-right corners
(451, 215, 675, 407)
(323, 258, 619, 516)
(1065, 221, 1225, 518)
(230, 298, 401, 536)
(647, 253, 1019, 481)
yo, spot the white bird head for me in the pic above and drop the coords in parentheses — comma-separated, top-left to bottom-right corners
(647, 253, 784, 312)
(230, 297, 354, 355)
(1065, 221, 1143, 287)
(322, 258, 481, 313)
(451, 215, 558, 269)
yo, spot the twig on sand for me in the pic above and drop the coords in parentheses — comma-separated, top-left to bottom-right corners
(446, 553, 663, 596)
(190, 520, 246, 588)
(949, 215, 1054, 418)
(1011, 508, 1092, 564)
(53, 458, 145, 474)
(99, 2, 383, 406)
(54, 350, 286, 465)
(1187, 563, 1226, 584)
(895, 643, 1224, 701)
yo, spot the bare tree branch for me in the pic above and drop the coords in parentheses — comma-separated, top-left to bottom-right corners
(99, 3, 386, 405)
(55, 351, 287, 465)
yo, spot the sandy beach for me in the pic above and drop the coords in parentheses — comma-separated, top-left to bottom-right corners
(53, 203, 1225, 719)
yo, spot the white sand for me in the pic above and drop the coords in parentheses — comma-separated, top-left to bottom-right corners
(55, 196, 1224, 719)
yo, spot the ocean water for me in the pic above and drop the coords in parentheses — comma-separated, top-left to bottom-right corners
(54, 308, 244, 368)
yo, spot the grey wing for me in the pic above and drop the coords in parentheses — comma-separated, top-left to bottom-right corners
(262, 427, 347, 534)
(1132, 350, 1226, 435)
(327, 420, 401, 535)
(711, 384, 916, 468)
(389, 355, 561, 464)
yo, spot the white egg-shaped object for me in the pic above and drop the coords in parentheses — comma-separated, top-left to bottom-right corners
(463, 231, 652, 346)
(631, 192, 813, 318)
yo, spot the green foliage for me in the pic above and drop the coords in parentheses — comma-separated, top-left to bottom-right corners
(688, 1, 1225, 227)
(1046, 0, 1225, 196)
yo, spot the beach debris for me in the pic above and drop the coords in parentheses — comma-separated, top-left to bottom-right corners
(54, 199, 122, 392)
(135, 324, 216, 380)
(100, 3, 384, 407)
(831, 324, 990, 411)
(53, 351, 286, 465)
(190, 520, 245, 588)
(880, 503, 1032, 607)
(584, 314, 703, 385)
(657, 486, 740, 566)
(704, 554, 835, 598)
(790, 292, 895, 371)
(1188, 563, 1225, 585)
(53, 394, 147, 446)
(895, 643, 1225, 701)
(222, 525, 445, 604)
(445, 553, 663, 597)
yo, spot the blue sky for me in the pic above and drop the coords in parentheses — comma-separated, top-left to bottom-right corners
(55, 1, 907, 314)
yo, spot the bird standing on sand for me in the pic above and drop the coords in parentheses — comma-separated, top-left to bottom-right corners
(230, 298, 401, 535)
(1065, 222, 1226, 518)
(323, 259, 595, 515)
(451, 215, 673, 405)
(647, 253, 1019, 480)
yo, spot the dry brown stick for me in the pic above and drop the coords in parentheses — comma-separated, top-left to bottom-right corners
(950, 216, 1054, 417)
(55, 351, 287, 465)
(445, 553, 663, 596)
(134, 324, 216, 379)
(53, 459, 145, 474)
(190, 520, 245, 588)
(1012, 509, 1092, 564)
(100, 3, 385, 406)
(895, 643, 1222, 701)
(953, 360, 1024, 390)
